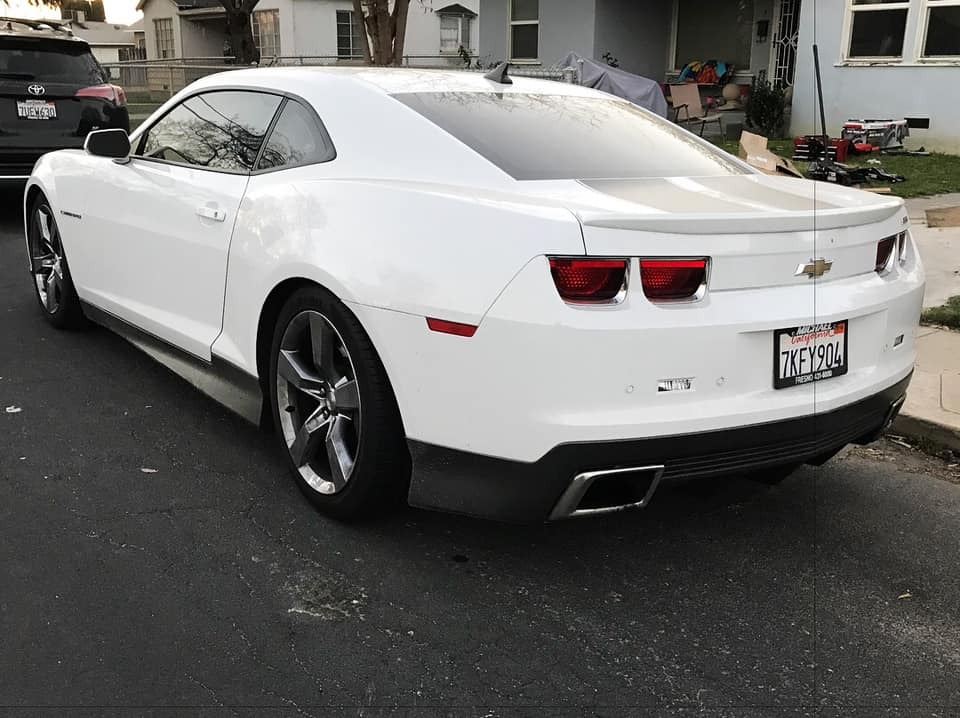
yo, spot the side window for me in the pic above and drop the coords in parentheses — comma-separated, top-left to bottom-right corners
(257, 99, 334, 171)
(138, 91, 282, 172)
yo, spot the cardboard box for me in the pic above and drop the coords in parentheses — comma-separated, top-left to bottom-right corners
(738, 131, 803, 178)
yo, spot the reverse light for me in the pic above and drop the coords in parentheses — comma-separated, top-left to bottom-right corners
(426, 317, 477, 337)
(548, 258, 628, 302)
(76, 84, 127, 107)
(897, 231, 908, 266)
(639, 258, 708, 301)
(875, 236, 897, 274)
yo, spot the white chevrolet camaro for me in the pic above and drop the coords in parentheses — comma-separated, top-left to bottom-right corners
(23, 67, 924, 522)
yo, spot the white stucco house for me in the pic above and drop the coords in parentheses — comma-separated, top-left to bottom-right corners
(478, 0, 960, 152)
(136, 0, 478, 64)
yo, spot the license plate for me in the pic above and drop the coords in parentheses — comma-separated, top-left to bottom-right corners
(17, 100, 56, 120)
(774, 321, 848, 389)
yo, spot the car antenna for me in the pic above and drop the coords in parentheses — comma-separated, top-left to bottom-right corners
(483, 62, 513, 85)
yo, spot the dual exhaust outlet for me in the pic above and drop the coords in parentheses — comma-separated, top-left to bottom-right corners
(550, 465, 665, 521)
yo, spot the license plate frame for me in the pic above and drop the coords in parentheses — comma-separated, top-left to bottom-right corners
(774, 321, 849, 389)
(17, 99, 57, 120)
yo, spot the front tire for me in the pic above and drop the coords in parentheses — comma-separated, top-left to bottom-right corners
(26, 194, 86, 329)
(268, 286, 409, 520)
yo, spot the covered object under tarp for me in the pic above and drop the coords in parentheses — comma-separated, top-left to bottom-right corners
(560, 52, 668, 118)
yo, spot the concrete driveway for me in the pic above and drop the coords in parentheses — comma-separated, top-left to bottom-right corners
(1, 187, 959, 715)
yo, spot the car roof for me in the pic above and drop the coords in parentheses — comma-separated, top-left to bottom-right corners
(188, 66, 614, 101)
(0, 16, 87, 43)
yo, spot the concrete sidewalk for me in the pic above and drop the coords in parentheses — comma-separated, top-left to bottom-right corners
(892, 195, 960, 451)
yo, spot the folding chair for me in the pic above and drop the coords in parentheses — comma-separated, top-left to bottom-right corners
(668, 84, 724, 137)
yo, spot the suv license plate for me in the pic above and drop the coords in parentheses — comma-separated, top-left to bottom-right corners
(17, 100, 57, 120)
(774, 321, 848, 389)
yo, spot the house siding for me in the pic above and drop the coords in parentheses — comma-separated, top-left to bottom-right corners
(791, 0, 960, 153)
(478, 0, 596, 68)
(593, 0, 670, 79)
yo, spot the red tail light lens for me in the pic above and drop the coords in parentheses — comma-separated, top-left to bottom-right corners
(548, 258, 628, 302)
(639, 259, 708, 301)
(76, 84, 127, 106)
(876, 236, 896, 273)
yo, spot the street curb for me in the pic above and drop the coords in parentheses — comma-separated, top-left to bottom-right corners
(890, 412, 960, 455)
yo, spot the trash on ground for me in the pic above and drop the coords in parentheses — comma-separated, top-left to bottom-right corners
(5, 405, 22, 414)
(140, 467, 158, 474)
(738, 131, 803, 178)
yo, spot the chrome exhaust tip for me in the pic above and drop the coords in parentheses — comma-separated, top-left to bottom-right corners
(549, 465, 665, 521)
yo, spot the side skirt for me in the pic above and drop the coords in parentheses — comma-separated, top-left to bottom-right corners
(81, 302, 264, 426)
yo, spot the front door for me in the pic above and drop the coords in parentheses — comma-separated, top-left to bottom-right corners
(769, 0, 802, 87)
(64, 89, 283, 360)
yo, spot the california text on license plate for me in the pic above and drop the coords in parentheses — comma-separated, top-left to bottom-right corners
(17, 100, 56, 120)
(774, 321, 848, 389)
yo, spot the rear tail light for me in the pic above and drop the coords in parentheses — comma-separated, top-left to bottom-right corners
(875, 236, 896, 274)
(897, 231, 908, 265)
(549, 258, 628, 302)
(76, 84, 127, 107)
(639, 258, 708, 301)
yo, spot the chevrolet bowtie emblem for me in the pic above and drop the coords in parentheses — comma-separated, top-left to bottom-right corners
(795, 258, 833, 278)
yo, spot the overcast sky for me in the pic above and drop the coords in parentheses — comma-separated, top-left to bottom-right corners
(5, 0, 142, 26)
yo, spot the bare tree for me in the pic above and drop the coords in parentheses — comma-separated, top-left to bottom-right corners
(351, 0, 410, 66)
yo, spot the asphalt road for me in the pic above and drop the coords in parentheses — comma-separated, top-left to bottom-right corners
(1, 186, 959, 717)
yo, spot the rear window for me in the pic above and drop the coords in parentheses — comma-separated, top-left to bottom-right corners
(393, 92, 746, 181)
(0, 38, 104, 85)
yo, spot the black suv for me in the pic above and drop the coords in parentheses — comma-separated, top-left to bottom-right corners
(1, 17, 129, 182)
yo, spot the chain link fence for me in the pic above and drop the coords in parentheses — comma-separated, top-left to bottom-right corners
(102, 56, 578, 102)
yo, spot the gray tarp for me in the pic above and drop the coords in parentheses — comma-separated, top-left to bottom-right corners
(560, 52, 668, 118)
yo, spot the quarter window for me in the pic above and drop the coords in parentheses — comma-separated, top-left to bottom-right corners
(258, 99, 334, 170)
(922, 0, 960, 57)
(336, 10, 365, 59)
(846, 0, 909, 58)
(138, 91, 281, 172)
(154, 18, 174, 59)
(252, 9, 281, 59)
(509, 0, 538, 61)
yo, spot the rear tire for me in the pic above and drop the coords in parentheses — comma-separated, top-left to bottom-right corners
(268, 285, 410, 520)
(26, 193, 86, 330)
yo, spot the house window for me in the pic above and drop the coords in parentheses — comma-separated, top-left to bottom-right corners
(336, 10, 364, 59)
(509, 0, 538, 61)
(154, 18, 174, 59)
(922, 0, 960, 57)
(440, 15, 472, 53)
(252, 9, 281, 59)
(846, 0, 909, 59)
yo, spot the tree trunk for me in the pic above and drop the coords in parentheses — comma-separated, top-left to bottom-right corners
(222, 4, 260, 65)
(352, 0, 410, 67)
(351, 0, 373, 64)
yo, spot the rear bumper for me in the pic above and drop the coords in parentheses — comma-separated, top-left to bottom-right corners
(407, 372, 911, 522)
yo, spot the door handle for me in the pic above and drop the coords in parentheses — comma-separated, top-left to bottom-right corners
(196, 206, 226, 222)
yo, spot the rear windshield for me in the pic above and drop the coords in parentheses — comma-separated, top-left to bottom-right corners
(393, 92, 746, 181)
(0, 38, 104, 85)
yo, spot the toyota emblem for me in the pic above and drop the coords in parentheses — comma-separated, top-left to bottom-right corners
(27, 84, 45, 96)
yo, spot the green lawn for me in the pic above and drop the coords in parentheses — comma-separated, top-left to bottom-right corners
(922, 296, 960, 330)
(710, 139, 960, 199)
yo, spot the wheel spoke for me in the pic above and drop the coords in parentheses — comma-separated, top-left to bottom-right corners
(325, 415, 354, 489)
(333, 378, 359, 411)
(289, 407, 330, 467)
(36, 209, 51, 244)
(31, 254, 56, 273)
(310, 313, 339, 381)
(277, 349, 325, 393)
(44, 272, 59, 310)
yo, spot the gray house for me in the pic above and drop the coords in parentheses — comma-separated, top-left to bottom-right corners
(479, 0, 960, 152)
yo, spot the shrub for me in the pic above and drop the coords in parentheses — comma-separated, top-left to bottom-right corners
(745, 78, 788, 139)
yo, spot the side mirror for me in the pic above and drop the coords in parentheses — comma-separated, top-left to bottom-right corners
(84, 129, 130, 160)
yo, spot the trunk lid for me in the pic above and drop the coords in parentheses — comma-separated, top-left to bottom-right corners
(519, 174, 907, 290)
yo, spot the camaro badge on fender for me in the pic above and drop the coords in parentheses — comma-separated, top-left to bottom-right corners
(795, 258, 833, 278)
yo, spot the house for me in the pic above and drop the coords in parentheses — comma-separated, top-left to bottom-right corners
(791, 0, 960, 154)
(61, 12, 137, 64)
(136, 0, 478, 64)
(478, 0, 960, 152)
